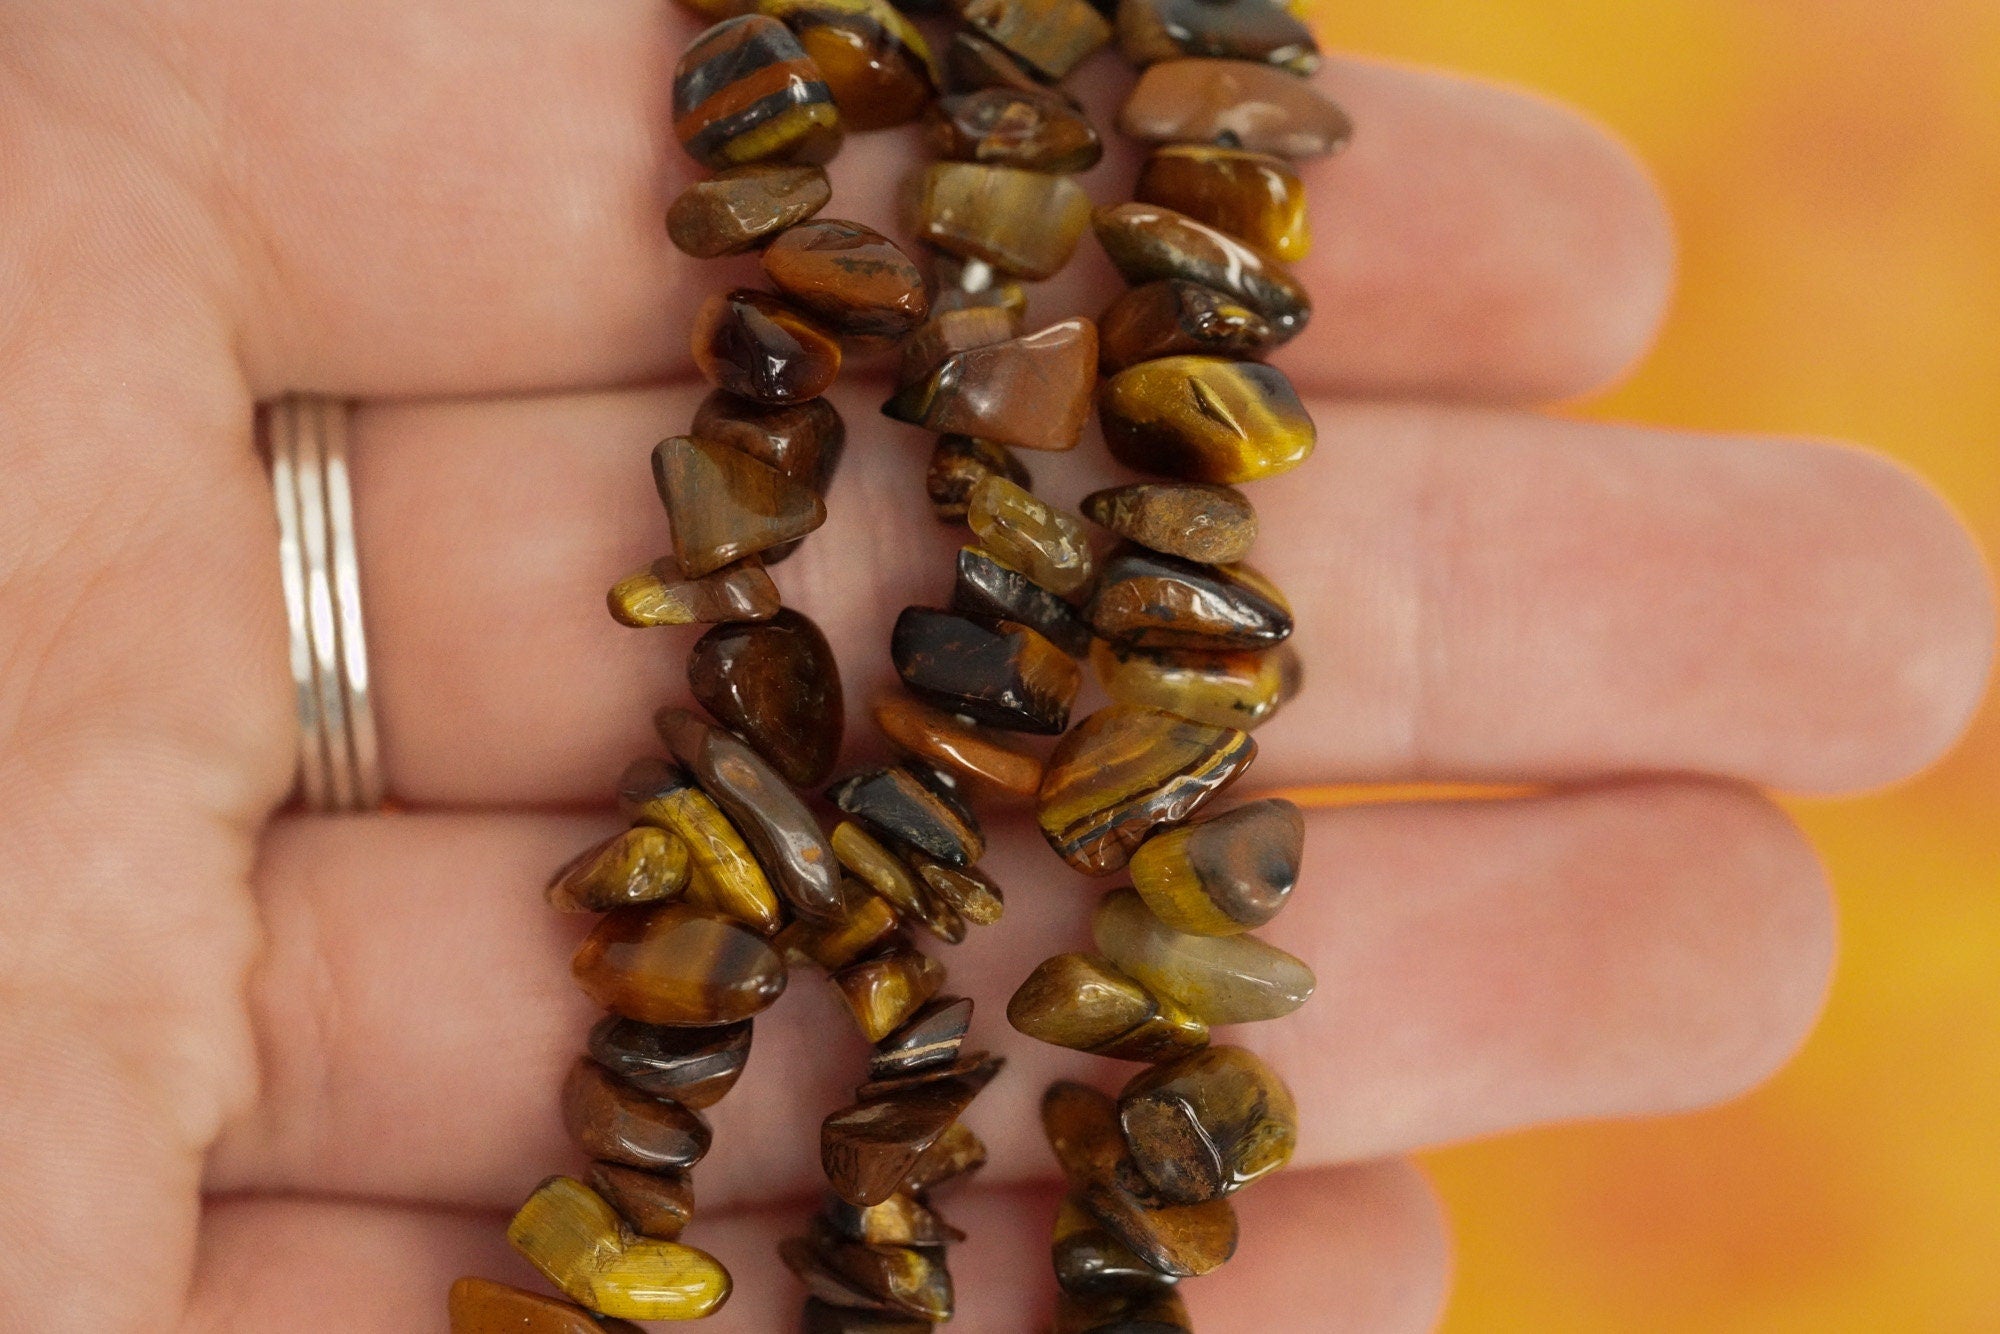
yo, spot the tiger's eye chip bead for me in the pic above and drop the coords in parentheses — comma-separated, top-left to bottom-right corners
(1082, 482, 1258, 565)
(547, 826, 692, 914)
(1088, 547, 1294, 651)
(573, 904, 790, 1027)
(691, 287, 844, 404)
(926, 433, 1033, 522)
(690, 391, 845, 492)
(775, 876, 904, 970)
(1092, 639, 1301, 732)
(589, 1161, 698, 1242)
(1008, 951, 1210, 1061)
(563, 1057, 715, 1173)
(891, 606, 1082, 734)
(687, 608, 845, 789)
(588, 1016, 755, 1109)
(1051, 1195, 1179, 1299)
(653, 434, 828, 578)
(1056, 1285, 1196, 1334)
(1128, 798, 1303, 936)
(619, 759, 786, 935)
(1117, 1046, 1298, 1203)
(833, 944, 948, 1041)
(673, 15, 843, 169)
(1094, 887, 1314, 1025)
(1100, 355, 1315, 484)
(967, 473, 1097, 596)
(928, 86, 1104, 172)
(942, 29, 1054, 97)
(668, 163, 832, 258)
(873, 694, 1046, 801)
(1119, 58, 1354, 159)
(828, 762, 988, 866)
(1098, 280, 1278, 373)
(1093, 205, 1311, 343)
(1136, 145, 1312, 262)
(1114, 0, 1320, 74)
(761, 218, 931, 337)
(915, 162, 1095, 280)
(607, 556, 782, 628)
(507, 1176, 733, 1320)
(949, 0, 1112, 79)
(952, 545, 1095, 656)
(758, 0, 940, 131)
(886, 317, 1100, 451)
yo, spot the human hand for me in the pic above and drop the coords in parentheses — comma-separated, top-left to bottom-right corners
(0, 2, 1990, 1329)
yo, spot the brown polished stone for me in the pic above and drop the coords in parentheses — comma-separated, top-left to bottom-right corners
(1100, 355, 1314, 484)
(828, 764, 987, 869)
(573, 902, 788, 1026)
(1116, 0, 1318, 73)
(887, 318, 1097, 452)
(826, 1190, 967, 1246)
(900, 307, 1021, 389)
(801, 1297, 935, 1333)
(1137, 144, 1310, 261)
(928, 87, 1103, 172)
(926, 434, 1032, 524)
(928, 250, 1030, 323)
(907, 853, 1006, 927)
(586, 1161, 697, 1242)
(822, 1062, 1003, 1205)
(653, 434, 828, 578)
(781, 1226, 953, 1321)
(547, 826, 691, 914)
(967, 474, 1097, 597)
(942, 29, 1052, 96)
(870, 994, 975, 1079)
(830, 821, 944, 934)
(1119, 57, 1353, 160)
(950, 0, 1112, 78)
(1051, 1195, 1177, 1298)
(674, 15, 842, 169)
(1129, 798, 1302, 936)
(1119, 1045, 1298, 1202)
(586, 1015, 753, 1109)
(833, 944, 947, 1042)
(856, 1049, 1002, 1102)
(618, 759, 784, 934)
(668, 163, 832, 258)
(899, 1120, 988, 1194)
(1094, 885, 1314, 1024)
(952, 546, 1093, 657)
(1087, 547, 1293, 651)
(691, 287, 842, 404)
(562, 1057, 713, 1172)
(777, 876, 905, 970)
(1092, 639, 1301, 731)
(914, 162, 1094, 280)
(1097, 279, 1277, 373)
(891, 607, 1080, 735)
(507, 1176, 732, 1320)
(656, 707, 842, 923)
(874, 695, 1045, 802)
(761, 218, 930, 338)
(1093, 204, 1309, 342)
(1054, 1284, 1194, 1334)
(1037, 705, 1257, 876)
(447, 1277, 645, 1334)
(606, 556, 780, 628)
(691, 391, 844, 493)
(687, 608, 844, 789)
(1008, 951, 1209, 1061)
(760, 0, 939, 130)
(1082, 482, 1256, 565)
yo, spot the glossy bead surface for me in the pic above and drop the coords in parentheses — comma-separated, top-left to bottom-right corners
(1115, 0, 1318, 73)
(1119, 57, 1353, 160)
(949, 0, 1112, 78)
(1054, 1285, 1195, 1334)
(562, 1057, 712, 1172)
(822, 1061, 1003, 1205)
(899, 1120, 987, 1194)
(1050, 1197, 1175, 1297)
(831, 820, 934, 924)
(870, 994, 975, 1078)
(761, 218, 930, 337)
(967, 474, 1096, 597)
(1094, 886, 1313, 1024)
(942, 29, 1051, 96)
(1137, 145, 1310, 261)
(1097, 279, 1277, 373)
(448, 1277, 644, 1334)
(1087, 547, 1293, 651)
(909, 853, 1006, 926)
(1082, 482, 1256, 565)
(1037, 706, 1257, 876)
(915, 163, 1094, 280)
(901, 307, 1021, 388)
(687, 608, 845, 789)
(618, 759, 785, 935)
(547, 826, 691, 914)
(928, 250, 1030, 322)
(776, 876, 905, 970)
(952, 546, 1093, 657)
(781, 1227, 953, 1321)
(691, 391, 844, 493)
(673, 15, 841, 168)
(1119, 1045, 1298, 1202)
(507, 1176, 732, 1320)
(1100, 355, 1314, 483)
(833, 944, 947, 1042)
(668, 163, 831, 258)
(891, 607, 1081, 735)
(874, 695, 1044, 802)
(691, 288, 843, 404)
(607, 556, 780, 628)
(801, 1298, 933, 1333)
(1093, 205, 1309, 343)
(886, 317, 1098, 451)
(573, 903, 788, 1026)
(586, 1015, 754, 1110)
(926, 434, 1032, 523)
(759, 0, 938, 130)
(587, 1162, 696, 1242)
(1092, 639, 1300, 731)
(829, 764, 987, 868)
(826, 1190, 966, 1246)
(1129, 798, 1301, 936)
(653, 435, 828, 578)
(928, 87, 1102, 172)
(1008, 951, 1209, 1061)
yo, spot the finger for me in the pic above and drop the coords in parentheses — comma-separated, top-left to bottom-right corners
(350, 386, 1995, 805)
(183, 0, 1670, 401)
(181, 1161, 1443, 1332)
(209, 781, 1831, 1210)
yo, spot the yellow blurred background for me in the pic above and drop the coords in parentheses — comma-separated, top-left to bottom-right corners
(1310, 2, 2000, 1330)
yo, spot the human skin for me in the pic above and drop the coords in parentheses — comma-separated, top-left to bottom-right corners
(0, 2, 1991, 1330)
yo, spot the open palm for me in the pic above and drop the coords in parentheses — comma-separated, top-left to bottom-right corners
(0, 2, 1990, 1329)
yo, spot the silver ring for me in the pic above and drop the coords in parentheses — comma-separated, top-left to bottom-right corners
(264, 395, 385, 812)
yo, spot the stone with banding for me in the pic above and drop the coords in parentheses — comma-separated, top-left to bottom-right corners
(586, 1015, 753, 1109)
(952, 546, 1093, 657)
(915, 163, 1095, 280)
(1093, 205, 1310, 343)
(572, 902, 788, 1026)
(1129, 798, 1302, 936)
(1115, 0, 1318, 73)
(1119, 58, 1353, 160)
(949, 0, 1111, 78)
(761, 218, 931, 337)
(653, 435, 828, 579)
(1082, 482, 1257, 565)
(928, 86, 1103, 172)
(1137, 145, 1311, 261)
(562, 1058, 713, 1173)
(832, 944, 946, 1042)
(668, 163, 831, 257)
(1094, 886, 1314, 1024)
(901, 307, 1021, 389)
(673, 15, 842, 168)
(687, 608, 844, 789)
(447, 1277, 646, 1333)
(822, 1061, 1003, 1205)
(1087, 547, 1294, 651)
(942, 29, 1051, 97)
(547, 826, 691, 914)
(691, 288, 844, 404)
(618, 759, 784, 934)
(759, 0, 939, 130)
(586, 1161, 695, 1242)
(506, 1176, 732, 1320)
(967, 474, 1097, 597)
(1008, 951, 1209, 1061)
(1091, 639, 1301, 731)
(606, 556, 781, 628)
(869, 995, 975, 1079)
(828, 764, 987, 868)
(856, 1049, 1004, 1102)
(886, 318, 1098, 452)
(830, 819, 956, 940)
(1050, 1196, 1177, 1298)
(1118, 1045, 1299, 1203)
(891, 607, 1080, 735)
(873, 695, 1044, 802)
(1097, 280, 1278, 373)
(1099, 355, 1315, 484)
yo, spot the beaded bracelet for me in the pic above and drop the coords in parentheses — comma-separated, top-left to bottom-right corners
(444, 0, 1345, 1325)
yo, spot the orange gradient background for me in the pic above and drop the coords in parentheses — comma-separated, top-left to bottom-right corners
(1300, 2, 2000, 1329)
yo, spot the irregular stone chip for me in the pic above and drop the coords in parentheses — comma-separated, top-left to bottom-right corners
(562, 1057, 713, 1173)
(873, 695, 1045, 802)
(687, 608, 845, 789)
(1050, 1194, 1179, 1298)
(825, 1190, 968, 1246)
(899, 1120, 988, 1194)
(1091, 639, 1301, 732)
(1097, 279, 1278, 374)
(447, 1276, 645, 1334)
(607, 556, 781, 628)
(572, 901, 788, 1026)
(1093, 205, 1310, 343)
(760, 0, 939, 130)
(928, 249, 1031, 323)
(618, 758, 784, 934)
(869, 994, 975, 1079)
(952, 545, 1094, 657)
(1082, 482, 1257, 565)
(775, 876, 905, 971)
(1099, 355, 1315, 484)
(822, 1062, 1003, 1205)
(828, 764, 988, 868)
(891, 606, 1081, 735)
(942, 29, 1054, 96)
(967, 474, 1097, 597)
(950, 0, 1112, 78)
(1008, 951, 1209, 1062)
(691, 287, 843, 404)
(1054, 1283, 1195, 1333)
(506, 1176, 732, 1320)
(928, 86, 1103, 172)
(926, 434, 1033, 523)
(1136, 144, 1311, 262)
(1119, 57, 1353, 160)
(901, 307, 1022, 389)
(653, 434, 828, 578)
(914, 162, 1095, 280)
(1115, 0, 1319, 73)
(831, 819, 954, 941)
(672, 14, 842, 169)
(547, 826, 691, 914)
(833, 944, 947, 1042)
(1128, 798, 1302, 936)
(887, 318, 1098, 452)
(780, 1225, 954, 1321)
(907, 851, 1006, 926)
(1093, 886, 1314, 1025)
(667, 163, 832, 258)
(586, 1014, 754, 1109)
(1118, 1045, 1299, 1203)
(762, 217, 931, 337)
(1087, 546, 1293, 651)
(586, 1161, 696, 1241)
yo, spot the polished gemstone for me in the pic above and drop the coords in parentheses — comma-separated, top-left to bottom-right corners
(1092, 639, 1301, 731)
(1082, 482, 1257, 565)
(900, 307, 1022, 388)
(618, 759, 784, 935)
(1094, 886, 1313, 1024)
(1008, 951, 1209, 1061)
(873, 695, 1045, 802)
(673, 15, 842, 168)
(950, 0, 1112, 78)
(668, 163, 831, 258)
(899, 1120, 988, 1194)
(1087, 547, 1293, 650)
(907, 853, 1006, 927)
(653, 434, 828, 578)
(870, 994, 975, 1079)
(942, 29, 1052, 96)
(1037, 705, 1257, 876)
(1129, 798, 1301, 936)
(691, 391, 844, 494)
(586, 1015, 754, 1109)
(828, 764, 987, 868)
(825, 1190, 967, 1246)
(1054, 1285, 1195, 1334)
(1115, 0, 1318, 73)
(775, 876, 905, 970)
(1097, 279, 1277, 373)
(1119, 1045, 1298, 1202)
(687, 608, 845, 788)
(760, 0, 938, 130)
(1136, 145, 1310, 261)
(586, 1162, 696, 1242)
(967, 474, 1096, 597)
(822, 1062, 1003, 1205)
(573, 902, 788, 1025)
(761, 218, 930, 337)
(928, 87, 1103, 172)
(1093, 205, 1309, 343)
(656, 707, 842, 922)
(801, 1298, 934, 1333)
(547, 826, 691, 914)
(891, 607, 1080, 735)
(780, 1226, 953, 1321)
(1040, 1082, 1238, 1277)
(926, 434, 1033, 523)
(691, 287, 843, 403)
(507, 1176, 733, 1320)
(952, 546, 1093, 657)
(1099, 355, 1314, 483)
(1119, 58, 1353, 160)
(562, 1057, 713, 1172)
(447, 1277, 644, 1334)
(1050, 1196, 1176, 1297)
(830, 820, 939, 929)
(928, 250, 1030, 322)
(914, 163, 1094, 280)
(606, 556, 780, 628)
(886, 317, 1098, 451)
(833, 944, 947, 1041)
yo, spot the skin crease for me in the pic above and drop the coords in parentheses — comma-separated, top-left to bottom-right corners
(0, 4, 1988, 1334)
